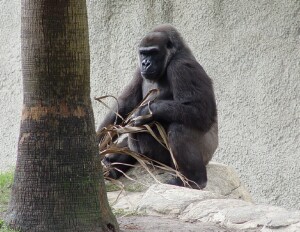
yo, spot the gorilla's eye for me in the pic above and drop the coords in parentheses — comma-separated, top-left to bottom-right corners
(167, 40, 173, 49)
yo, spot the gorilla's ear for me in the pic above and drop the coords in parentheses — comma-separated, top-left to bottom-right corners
(167, 40, 173, 49)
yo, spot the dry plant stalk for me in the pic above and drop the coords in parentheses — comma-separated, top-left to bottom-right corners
(95, 89, 197, 188)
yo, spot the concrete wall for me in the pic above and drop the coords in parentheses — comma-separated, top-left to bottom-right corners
(0, 0, 299, 210)
(0, 0, 22, 171)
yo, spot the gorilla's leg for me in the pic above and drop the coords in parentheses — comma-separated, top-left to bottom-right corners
(103, 153, 137, 179)
(129, 132, 171, 165)
(167, 124, 207, 189)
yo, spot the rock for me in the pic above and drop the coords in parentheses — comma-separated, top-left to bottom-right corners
(134, 184, 300, 231)
(137, 184, 224, 216)
(205, 162, 252, 202)
(107, 161, 252, 202)
(107, 191, 143, 212)
(219, 205, 300, 231)
(180, 199, 300, 231)
(106, 163, 300, 231)
(179, 198, 252, 221)
(118, 215, 241, 232)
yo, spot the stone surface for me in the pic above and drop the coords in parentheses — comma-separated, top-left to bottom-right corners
(108, 184, 300, 231)
(1, 0, 299, 210)
(181, 202, 300, 231)
(108, 191, 143, 212)
(107, 164, 300, 231)
(205, 162, 253, 202)
(0, 0, 22, 172)
(118, 216, 241, 232)
(179, 198, 252, 221)
(137, 184, 224, 216)
(107, 162, 253, 202)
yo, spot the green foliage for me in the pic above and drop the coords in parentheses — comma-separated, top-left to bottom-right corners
(0, 171, 19, 232)
(0, 220, 19, 232)
(0, 171, 14, 219)
(124, 184, 146, 192)
(105, 179, 145, 192)
(0, 171, 14, 189)
(105, 182, 121, 192)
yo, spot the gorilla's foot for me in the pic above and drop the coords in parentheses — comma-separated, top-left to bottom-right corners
(166, 177, 206, 190)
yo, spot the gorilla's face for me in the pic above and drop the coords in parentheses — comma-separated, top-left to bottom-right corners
(138, 32, 173, 80)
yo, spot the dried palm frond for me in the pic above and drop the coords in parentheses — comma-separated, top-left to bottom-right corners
(95, 90, 198, 189)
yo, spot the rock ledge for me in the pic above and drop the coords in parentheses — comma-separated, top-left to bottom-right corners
(107, 162, 300, 231)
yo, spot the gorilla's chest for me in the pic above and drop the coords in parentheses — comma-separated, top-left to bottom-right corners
(142, 79, 172, 101)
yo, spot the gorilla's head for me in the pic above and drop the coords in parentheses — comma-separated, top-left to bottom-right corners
(138, 24, 186, 80)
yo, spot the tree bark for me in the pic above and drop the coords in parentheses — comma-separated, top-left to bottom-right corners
(5, 0, 118, 231)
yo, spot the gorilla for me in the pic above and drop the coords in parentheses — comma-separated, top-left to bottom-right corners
(97, 24, 218, 189)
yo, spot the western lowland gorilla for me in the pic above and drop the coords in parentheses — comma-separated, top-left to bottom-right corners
(97, 24, 218, 189)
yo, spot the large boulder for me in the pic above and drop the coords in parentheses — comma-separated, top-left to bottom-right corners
(106, 162, 300, 231)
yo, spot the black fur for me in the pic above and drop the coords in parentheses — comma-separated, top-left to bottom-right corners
(97, 24, 218, 189)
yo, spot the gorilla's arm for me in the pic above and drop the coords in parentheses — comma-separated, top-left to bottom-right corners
(97, 71, 143, 140)
(137, 60, 217, 132)
(151, 99, 216, 132)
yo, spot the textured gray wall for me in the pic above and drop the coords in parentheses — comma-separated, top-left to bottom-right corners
(0, 0, 22, 171)
(0, 0, 299, 210)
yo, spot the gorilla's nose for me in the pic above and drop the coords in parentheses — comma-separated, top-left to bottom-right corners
(142, 59, 151, 69)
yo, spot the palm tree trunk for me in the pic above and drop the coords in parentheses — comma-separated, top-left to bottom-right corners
(5, 0, 118, 231)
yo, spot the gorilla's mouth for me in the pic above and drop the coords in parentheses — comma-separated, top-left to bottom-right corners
(141, 71, 156, 75)
(141, 71, 159, 79)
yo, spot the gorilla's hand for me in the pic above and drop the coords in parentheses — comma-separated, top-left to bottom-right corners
(102, 156, 120, 179)
(131, 104, 153, 126)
